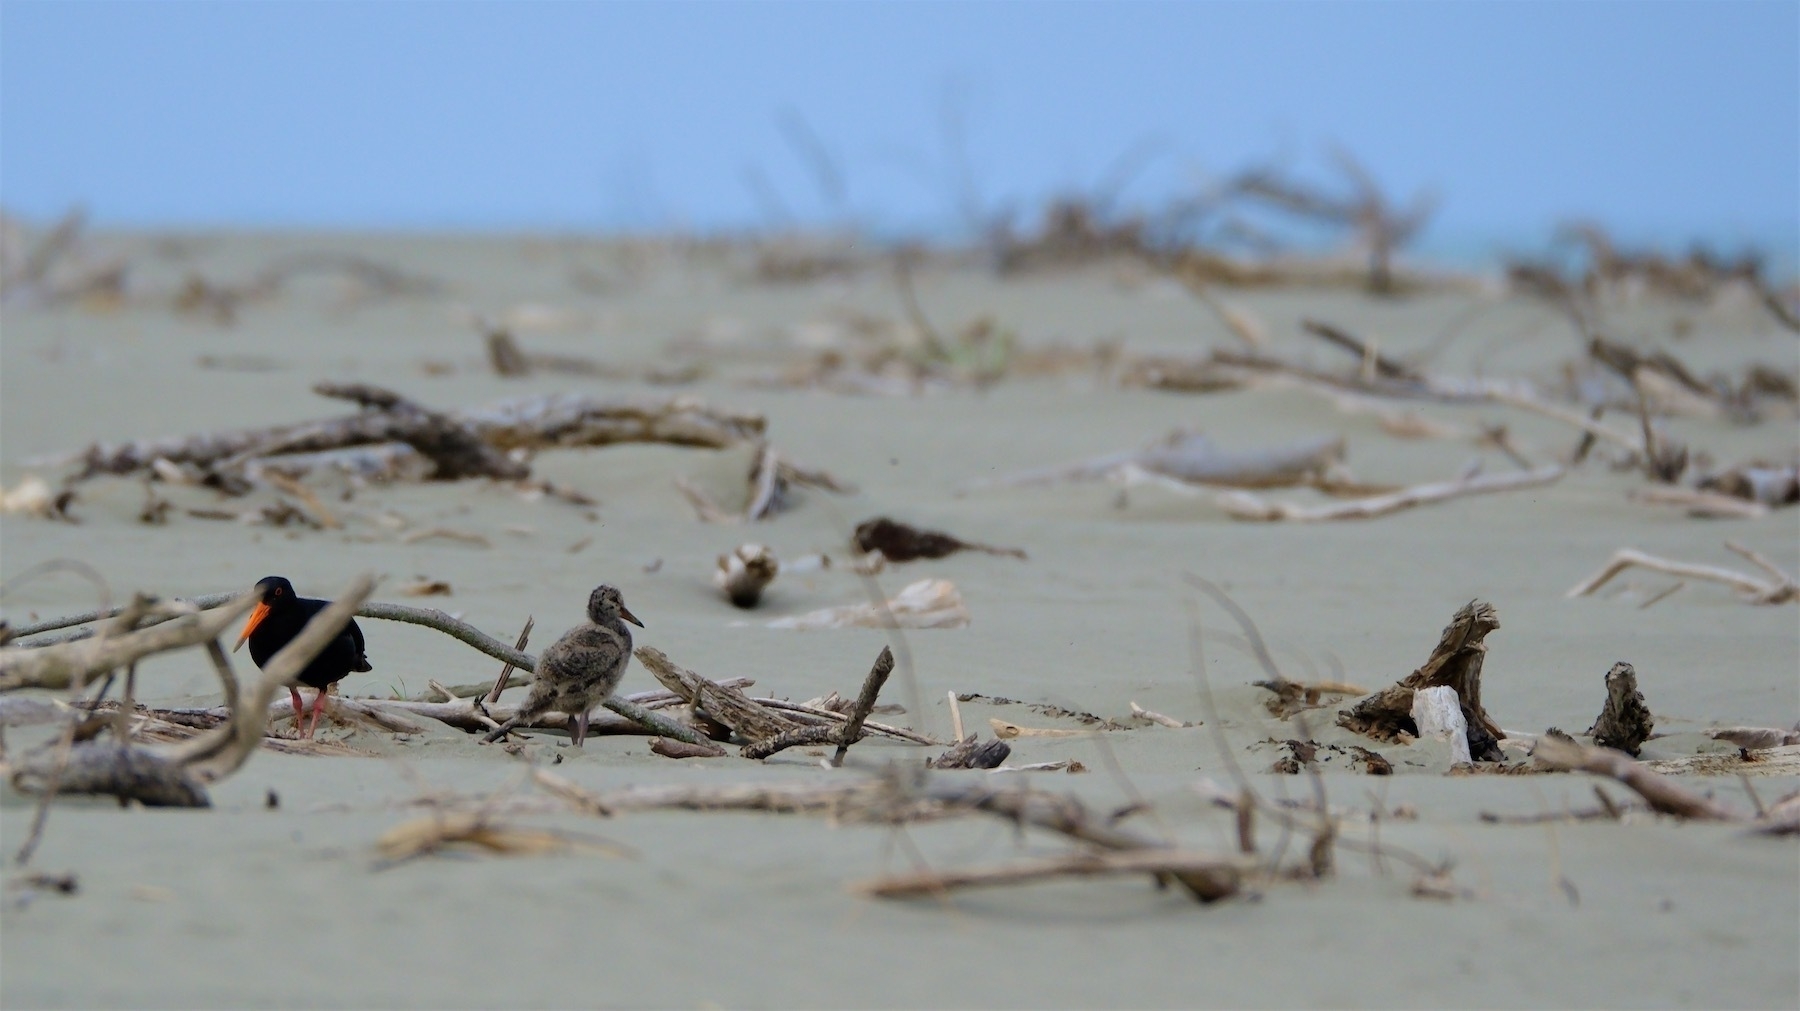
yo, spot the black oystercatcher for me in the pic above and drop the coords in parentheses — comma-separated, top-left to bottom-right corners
(483, 584, 641, 747)
(234, 576, 372, 739)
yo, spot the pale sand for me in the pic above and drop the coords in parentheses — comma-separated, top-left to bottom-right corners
(3, 234, 1796, 1008)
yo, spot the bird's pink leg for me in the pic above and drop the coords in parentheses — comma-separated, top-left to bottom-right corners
(305, 690, 330, 739)
(573, 709, 589, 748)
(289, 688, 307, 736)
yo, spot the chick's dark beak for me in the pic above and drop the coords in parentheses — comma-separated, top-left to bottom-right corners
(619, 604, 645, 628)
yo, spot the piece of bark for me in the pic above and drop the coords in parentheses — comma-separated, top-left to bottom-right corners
(1349, 746, 1393, 775)
(852, 517, 1026, 562)
(485, 327, 532, 377)
(929, 734, 1012, 769)
(1338, 600, 1506, 761)
(1585, 661, 1654, 756)
(715, 544, 779, 607)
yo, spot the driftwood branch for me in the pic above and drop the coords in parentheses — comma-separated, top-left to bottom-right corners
(1300, 319, 1422, 382)
(0, 594, 253, 691)
(1531, 737, 1739, 821)
(66, 388, 765, 484)
(635, 646, 803, 747)
(914, 779, 1241, 902)
(677, 443, 854, 524)
(833, 646, 895, 765)
(1566, 545, 1798, 605)
(858, 849, 1246, 900)
(742, 647, 900, 762)
(1217, 465, 1563, 522)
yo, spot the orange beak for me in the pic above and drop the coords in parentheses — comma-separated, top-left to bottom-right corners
(619, 605, 644, 628)
(234, 601, 271, 653)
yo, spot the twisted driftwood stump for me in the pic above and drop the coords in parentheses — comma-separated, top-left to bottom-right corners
(1587, 661, 1655, 756)
(1338, 600, 1506, 762)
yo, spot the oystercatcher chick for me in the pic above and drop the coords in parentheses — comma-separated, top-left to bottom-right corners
(483, 584, 641, 747)
(234, 576, 372, 739)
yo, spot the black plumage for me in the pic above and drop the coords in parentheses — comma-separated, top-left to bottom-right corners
(234, 575, 372, 739)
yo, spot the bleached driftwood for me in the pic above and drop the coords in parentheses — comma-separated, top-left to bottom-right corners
(1630, 486, 1770, 519)
(1566, 543, 1798, 605)
(762, 579, 970, 630)
(1129, 701, 1191, 729)
(1410, 686, 1472, 764)
(1483, 389, 1645, 454)
(0, 595, 253, 692)
(962, 431, 1346, 493)
(1216, 465, 1563, 522)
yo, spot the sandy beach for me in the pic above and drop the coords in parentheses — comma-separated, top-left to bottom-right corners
(2, 231, 1796, 1008)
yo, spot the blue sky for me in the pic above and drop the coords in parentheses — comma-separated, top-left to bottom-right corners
(1, 1, 1795, 257)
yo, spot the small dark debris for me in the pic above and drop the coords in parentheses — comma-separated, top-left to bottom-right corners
(853, 517, 1026, 563)
(930, 735, 1012, 769)
(1350, 746, 1393, 775)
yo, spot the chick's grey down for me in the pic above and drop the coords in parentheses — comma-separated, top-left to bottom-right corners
(484, 584, 643, 747)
